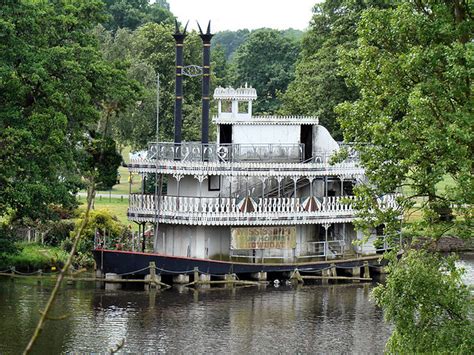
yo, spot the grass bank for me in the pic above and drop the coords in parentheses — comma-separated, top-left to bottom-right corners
(0, 243, 69, 272)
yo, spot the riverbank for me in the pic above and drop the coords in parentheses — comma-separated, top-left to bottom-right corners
(0, 243, 68, 272)
(411, 236, 474, 253)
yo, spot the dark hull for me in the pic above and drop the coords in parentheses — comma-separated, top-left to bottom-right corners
(93, 249, 383, 276)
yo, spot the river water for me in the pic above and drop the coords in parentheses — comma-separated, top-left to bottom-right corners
(1, 254, 472, 354)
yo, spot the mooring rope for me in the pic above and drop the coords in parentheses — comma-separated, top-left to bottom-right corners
(11, 269, 41, 276)
(155, 267, 195, 274)
(299, 266, 332, 272)
(116, 266, 151, 276)
(1, 262, 367, 279)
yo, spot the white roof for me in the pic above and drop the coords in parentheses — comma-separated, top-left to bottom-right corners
(213, 115, 319, 125)
(213, 86, 257, 101)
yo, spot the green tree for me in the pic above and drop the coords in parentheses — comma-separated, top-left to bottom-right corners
(335, 1, 473, 352)
(212, 29, 250, 60)
(0, 0, 136, 222)
(336, 0, 473, 240)
(282, 0, 389, 138)
(230, 28, 300, 114)
(373, 250, 473, 353)
(103, 0, 173, 31)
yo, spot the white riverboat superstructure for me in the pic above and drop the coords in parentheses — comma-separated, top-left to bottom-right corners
(120, 23, 397, 271)
(127, 83, 397, 262)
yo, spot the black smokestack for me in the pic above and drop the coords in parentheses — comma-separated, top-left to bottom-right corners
(173, 20, 188, 147)
(198, 21, 213, 145)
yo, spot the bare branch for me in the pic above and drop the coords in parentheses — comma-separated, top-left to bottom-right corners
(23, 181, 96, 355)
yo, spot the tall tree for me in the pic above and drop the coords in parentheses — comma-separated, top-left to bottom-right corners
(336, 0, 473, 239)
(282, 1, 389, 139)
(230, 28, 300, 114)
(103, 0, 173, 31)
(336, 2, 473, 351)
(373, 250, 473, 353)
(0, 0, 136, 221)
(212, 29, 250, 60)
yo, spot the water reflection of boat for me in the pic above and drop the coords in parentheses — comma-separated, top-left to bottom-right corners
(94, 23, 396, 280)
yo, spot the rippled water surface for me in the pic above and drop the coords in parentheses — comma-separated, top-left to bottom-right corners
(1, 253, 472, 354)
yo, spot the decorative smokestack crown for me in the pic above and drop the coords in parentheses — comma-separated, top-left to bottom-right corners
(197, 20, 213, 42)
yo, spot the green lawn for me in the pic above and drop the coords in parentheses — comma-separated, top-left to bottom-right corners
(77, 196, 131, 228)
(0, 243, 69, 270)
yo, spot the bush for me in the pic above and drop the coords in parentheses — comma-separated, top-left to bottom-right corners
(373, 250, 474, 353)
(64, 208, 132, 267)
(42, 220, 75, 246)
(0, 226, 19, 269)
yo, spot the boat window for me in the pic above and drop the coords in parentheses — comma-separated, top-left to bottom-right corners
(208, 175, 220, 191)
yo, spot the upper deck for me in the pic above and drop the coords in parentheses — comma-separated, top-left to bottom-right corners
(128, 141, 363, 177)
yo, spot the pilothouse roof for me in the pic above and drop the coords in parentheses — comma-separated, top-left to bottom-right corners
(214, 85, 257, 101)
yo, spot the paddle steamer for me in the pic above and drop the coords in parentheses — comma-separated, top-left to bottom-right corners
(94, 23, 396, 279)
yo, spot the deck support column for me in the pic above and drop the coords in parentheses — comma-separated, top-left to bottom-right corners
(145, 261, 161, 289)
(277, 176, 283, 198)
(363, 261, 370, 278)
(323, 223, 331, 261)
(307, 177, 315, 196)
(292, 176, 298, 198)
(105, 273, 122, 290)
(173, 274, 190, 284)
(251, 272, 267, 282)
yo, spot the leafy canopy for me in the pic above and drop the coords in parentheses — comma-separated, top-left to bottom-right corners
(282, 0, 389, 139)
(336, 0, 473, 239)
(230, 28, 300, 114)
(373, 250, 473, 353)
(102, 0, 173, 31)
(0, 0, 136, 221)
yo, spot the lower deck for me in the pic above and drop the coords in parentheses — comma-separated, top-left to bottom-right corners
(115, 222, 390, 264)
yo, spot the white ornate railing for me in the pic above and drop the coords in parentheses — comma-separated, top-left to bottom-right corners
(145, 142, 304, 163)
(128, 194, 398, 226)
(130, 195, 358, 214)
(299, 240, 346, 258)
(127, 159, 364, 178)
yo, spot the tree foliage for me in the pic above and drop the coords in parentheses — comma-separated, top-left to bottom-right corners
(373, 250, 473, 353)
(102, 0, 173, 31)
(336, 0, 473, 239)
(0, 1, 136, 222)
(230, 28, 300, 114)
(212, 29, 250, 60)
(282, 0, 388, 138)
(66, 208, 131, 266)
